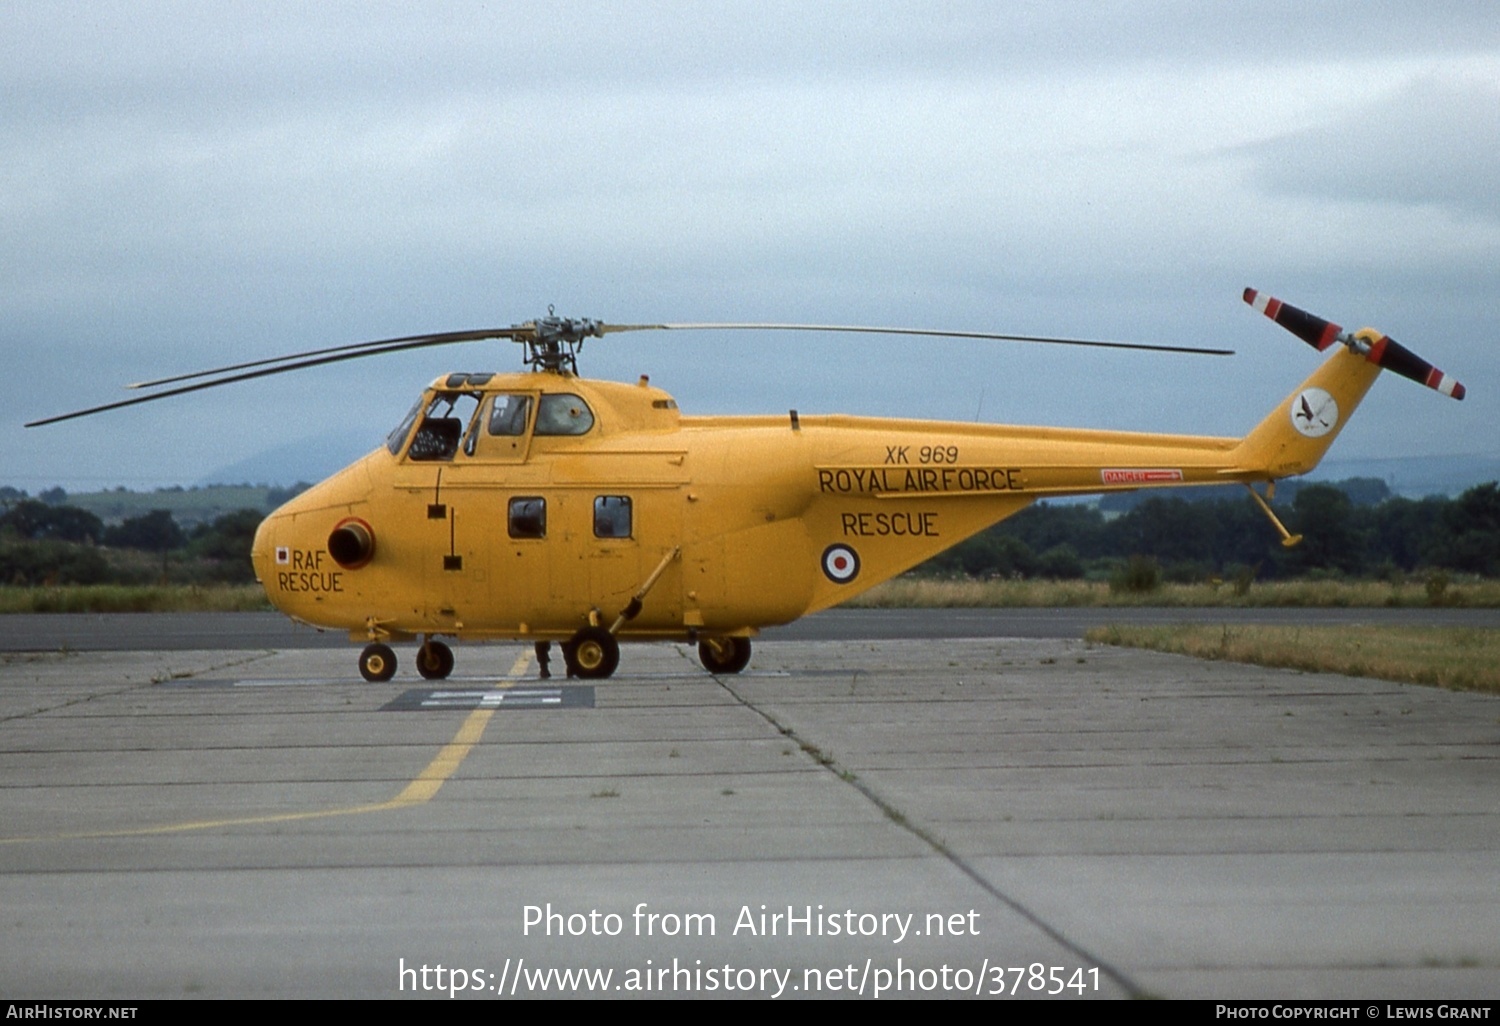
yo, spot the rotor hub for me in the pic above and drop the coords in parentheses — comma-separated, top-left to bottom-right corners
(520, 312, 604, 374)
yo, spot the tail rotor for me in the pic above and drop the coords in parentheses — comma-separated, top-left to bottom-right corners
(1243, 288, 1465, 400)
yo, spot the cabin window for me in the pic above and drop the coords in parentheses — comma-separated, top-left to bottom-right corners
(593, 496, 632, 539)
(508, 497, 546, 539)
(534, 393, 594, 436)
(487, 394, 532, 437)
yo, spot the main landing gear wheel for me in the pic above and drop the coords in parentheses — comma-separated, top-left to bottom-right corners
(565, 626, 620, 679)
(416, 639, 455, 680)
(359, 642, 397, 682)
(698, 637, 751, 675)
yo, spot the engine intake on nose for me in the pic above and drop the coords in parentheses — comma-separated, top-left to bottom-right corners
(328, 517, 375, 569)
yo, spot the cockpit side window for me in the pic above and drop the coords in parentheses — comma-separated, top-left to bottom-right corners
(386, 399, 423, 456)
(405, 391, 481, 462)
(487, 394, 533, 437)
(534, 393, 594, 436)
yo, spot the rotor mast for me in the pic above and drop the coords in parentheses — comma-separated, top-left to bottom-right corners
(518, 308, 605, 375)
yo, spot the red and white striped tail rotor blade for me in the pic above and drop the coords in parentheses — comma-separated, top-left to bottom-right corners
(1362, 333, 1466, 400)
(1242, 288, 1343, 351)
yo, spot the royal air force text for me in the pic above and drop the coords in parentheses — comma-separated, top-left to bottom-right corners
(818, 465, 1023, 497)
(821, 453, 1023, 541)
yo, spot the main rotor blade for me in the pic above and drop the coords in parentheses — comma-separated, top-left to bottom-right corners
(125, 327, 519, 391)
(25, 330, 514, 428)
(1243, 288, 1465, 400)
(601, 322, 1234, 356)
(29, 312, 1232, 428)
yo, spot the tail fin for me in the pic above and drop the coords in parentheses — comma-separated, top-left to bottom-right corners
(1232, 344, 1381, 480)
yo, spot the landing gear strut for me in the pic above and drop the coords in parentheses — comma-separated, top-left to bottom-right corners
(698, 637, 752, 675)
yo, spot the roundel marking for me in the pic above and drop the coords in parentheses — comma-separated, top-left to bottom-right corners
(1290, 387, 1338, 438)
(822, 544, 861, 584)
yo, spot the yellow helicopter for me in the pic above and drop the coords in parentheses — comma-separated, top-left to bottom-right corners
(28, 290, 1464, 681)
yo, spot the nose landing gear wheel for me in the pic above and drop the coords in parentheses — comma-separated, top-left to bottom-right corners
(416, 639, 455, 680)
(359, 642, 397, 682)
(698, 637, 751, 675)
(565, 626, 620, 679)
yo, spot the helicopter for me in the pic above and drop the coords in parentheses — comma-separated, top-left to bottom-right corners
(27, 289, 1464, 682)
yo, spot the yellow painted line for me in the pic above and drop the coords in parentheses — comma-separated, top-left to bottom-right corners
(387, 692, 501, 806)
(1, 651, 532, 844)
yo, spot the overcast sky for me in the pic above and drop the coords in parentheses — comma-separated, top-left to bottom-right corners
(5, 1, 1497, 492)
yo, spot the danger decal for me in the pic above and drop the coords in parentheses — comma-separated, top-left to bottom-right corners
(1100, 468, 1184, 485)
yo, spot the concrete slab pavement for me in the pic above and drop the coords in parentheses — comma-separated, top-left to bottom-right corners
(1, 637, 1496, 999)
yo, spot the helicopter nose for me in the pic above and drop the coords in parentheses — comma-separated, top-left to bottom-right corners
(248, 453, 383, 622)
(253, 507, 361, 617)
(250, 514, 284, 588)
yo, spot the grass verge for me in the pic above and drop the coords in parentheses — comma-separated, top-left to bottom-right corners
(1085, 623, 1500, 695)
(0, 584, 271, 614)
(848, 577, 1500, 608)
(3, 576, 1498, 614)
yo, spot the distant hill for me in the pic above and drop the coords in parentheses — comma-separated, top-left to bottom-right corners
(196, 431, 377, 489)
(23, 483, 308, 528)
(1096, 454, 1498, 512)
(1098, 476, 1398, 513)
(1307, 453, 1500, 499)
(11, 446, 1492, 527)
(194, 435, 1494, 499)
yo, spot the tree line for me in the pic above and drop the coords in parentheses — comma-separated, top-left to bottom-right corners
(922, 480, 1499, 581)
(0, 501, 262, 585)
(2, 478, 1497, 587)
